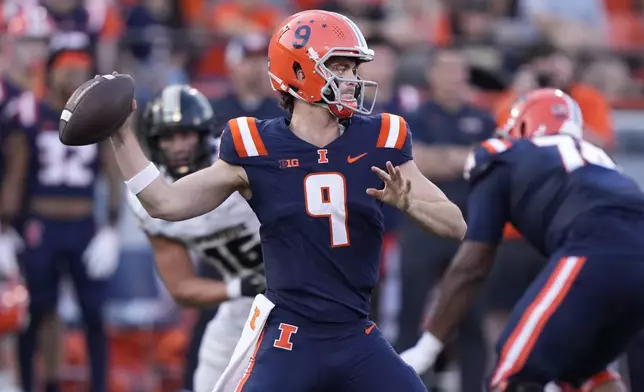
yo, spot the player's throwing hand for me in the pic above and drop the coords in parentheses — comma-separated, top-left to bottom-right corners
(366, 161, 411, 211)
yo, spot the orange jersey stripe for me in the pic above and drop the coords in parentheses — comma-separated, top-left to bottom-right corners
(491, 256, 586, 387)
(394, 115, 408, 149)
(235, 329, 266, 391)
(377, 113, 391, 148)
(377, 113, 408, 149)
(245, 117, 268, 156)
(228, 119, 248, 158)
(481, 138, 511, 154)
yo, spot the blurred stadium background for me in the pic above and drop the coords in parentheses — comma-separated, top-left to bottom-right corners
(3, 0, 644, 391)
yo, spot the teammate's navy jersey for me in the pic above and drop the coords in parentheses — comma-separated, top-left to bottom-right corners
(0, 77, 26, 126)
(0, 78, 30, 186)
(464, 135, 644, 255)
(218, 114, 412, 322)
(22, 100, 99, 198)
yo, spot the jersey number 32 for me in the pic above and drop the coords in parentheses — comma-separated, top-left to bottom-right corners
(37, 132, 97, 187)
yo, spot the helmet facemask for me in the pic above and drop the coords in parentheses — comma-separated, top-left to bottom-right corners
(313, 47, 377, 118)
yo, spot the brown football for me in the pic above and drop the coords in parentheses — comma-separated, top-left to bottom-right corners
(59, 73, 135, 146)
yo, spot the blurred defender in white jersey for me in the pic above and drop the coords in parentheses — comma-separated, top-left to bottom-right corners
(125, 85, 265, 392)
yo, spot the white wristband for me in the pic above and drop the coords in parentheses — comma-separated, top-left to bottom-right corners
(418, 331, 443, 357)
(125, 162, 160, 195)
(226, 278, 242, 299)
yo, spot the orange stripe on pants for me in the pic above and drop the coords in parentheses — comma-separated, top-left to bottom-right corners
(490, 256, 587, 388)
(235, 329, 266, 392)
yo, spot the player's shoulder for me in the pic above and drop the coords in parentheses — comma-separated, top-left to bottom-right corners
(353, 112, 411, 150)
(464, 137, 525, 182)
(219, 116, 286, 160)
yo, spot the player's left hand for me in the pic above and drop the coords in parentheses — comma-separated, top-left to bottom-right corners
(83, 226, 120, 280)
(366, 161, 411, 211)
(400, 331, 444, 375)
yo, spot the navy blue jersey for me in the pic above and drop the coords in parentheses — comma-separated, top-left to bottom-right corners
(22, 100, 99, 198)
(0, 78, 31, 186)
(464, 135, 644, 255)
(218, 114, 412, 322)
(0, 77, 26, 126)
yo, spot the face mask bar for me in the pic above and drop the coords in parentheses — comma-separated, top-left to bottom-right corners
(312, 47, 378, 115)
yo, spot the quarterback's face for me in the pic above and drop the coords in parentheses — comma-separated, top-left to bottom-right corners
(325, 57, 358, 101)
(158, 131, 200, 170)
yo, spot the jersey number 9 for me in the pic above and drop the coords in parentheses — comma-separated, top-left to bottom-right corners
(304, 173, 350, 248)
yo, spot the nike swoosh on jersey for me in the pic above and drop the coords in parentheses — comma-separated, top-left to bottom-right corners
(347, 153, 368, 163)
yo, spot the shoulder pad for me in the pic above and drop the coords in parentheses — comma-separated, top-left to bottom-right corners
(464, 138, 512, 181)
(376, 113, 409, 150)
(224, 116, 268, 158)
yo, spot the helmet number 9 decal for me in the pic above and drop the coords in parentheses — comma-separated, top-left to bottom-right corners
(293, 25, 311, 49)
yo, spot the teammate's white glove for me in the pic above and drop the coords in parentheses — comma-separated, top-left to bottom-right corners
(83, 226, 120, 280)
(226, 273, 266, 299)
(0, 230, 22, 278)
(400, 331, 444, 375)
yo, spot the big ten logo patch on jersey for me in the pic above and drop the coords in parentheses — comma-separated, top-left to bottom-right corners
(192, 222, 263, 276)
(279, 158, 300, 169)
(317, 149, 328, 164)
(37, 129, 97, 187)
(273, 323, 298, 351)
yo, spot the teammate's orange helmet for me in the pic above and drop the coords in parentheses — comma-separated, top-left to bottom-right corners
(268, 10, 377, 119)
(502, 88, 583, 140)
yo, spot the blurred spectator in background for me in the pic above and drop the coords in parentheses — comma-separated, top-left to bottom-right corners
(192, 0, 283, 77)
(1, 5, 53, 98)
(211, 0, 282, 40)
(496, 43, 615, 150)
(581, 54, 643, 100)
(211, 34, 285, 133)
(123, 0, 188, 109)
(43, 0, 122, 75)
(320, 0, 386, 41)
(383, 0, 451, 49)
(397, 47, 495, 391)
(519, 0, 608, 51)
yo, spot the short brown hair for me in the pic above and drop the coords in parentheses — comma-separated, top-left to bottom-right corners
(278, 92, 295, 113)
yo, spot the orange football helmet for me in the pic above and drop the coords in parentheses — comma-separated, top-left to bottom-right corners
(268, 10, 377, 119)
(501, 88, 583, 140)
